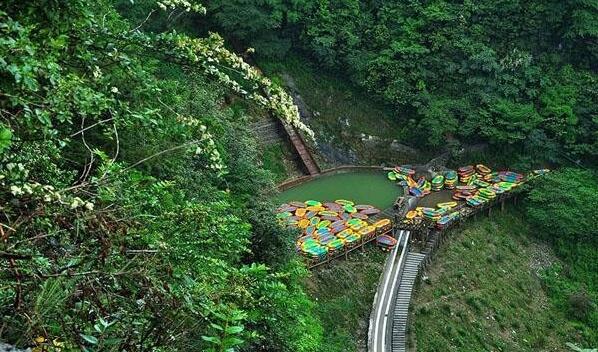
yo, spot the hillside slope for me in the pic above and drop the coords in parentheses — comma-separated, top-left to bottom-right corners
(410, 210, 594, 351)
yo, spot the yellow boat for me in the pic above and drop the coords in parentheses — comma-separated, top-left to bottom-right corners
(476, 164, 491, 174)
(335, 199, 354, 206)
(407, 176, 417, 187)
(437, 201, 457, 209)
(298, 219, 310, 228)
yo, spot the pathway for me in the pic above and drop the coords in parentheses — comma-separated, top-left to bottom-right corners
(391, 251, 426, 352)
(280, 122, 320, 175)
(250, 117, 285, 145)
(369, 230, 409, 352)
(252, 117, 320, 176)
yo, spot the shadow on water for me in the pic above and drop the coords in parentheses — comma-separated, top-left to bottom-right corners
(416, 190, 456, 208)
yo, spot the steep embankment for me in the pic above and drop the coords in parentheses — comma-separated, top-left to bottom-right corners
(307, 247, 387, 352)
(409, 210, 588, 351)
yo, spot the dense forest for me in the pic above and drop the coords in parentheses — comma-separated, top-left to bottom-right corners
(206, 0, 597, 164)
(1, 0, 596, 351)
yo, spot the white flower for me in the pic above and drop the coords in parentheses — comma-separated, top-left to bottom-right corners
(111, 87, 119, 93)
(70, 197, 83, 209)
(10, 185, 23, 196)
(22, 184, 33, 194)
(85, 202, 94, 211)
(93, 65, 102, 79)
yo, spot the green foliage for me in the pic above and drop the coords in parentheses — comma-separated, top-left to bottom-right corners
(0, 124, 12, 153)
(480, 99, 543, 144)
(526, 169, 598, 242)
(208, 0, 598, 164)
(0, 0, 321, 350)
(261, 143, 289, 182)
(204, 0, 309, 57)
(525, 169, 598, 343)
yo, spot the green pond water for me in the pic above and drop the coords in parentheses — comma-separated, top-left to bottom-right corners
(275, 171, 402, 209)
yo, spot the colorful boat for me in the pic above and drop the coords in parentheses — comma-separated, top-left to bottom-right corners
(318, 210, 338, 217)
(290, 201, 306, 208)
(374, 218, 392, 233)
(376, 235, 398, 250)
(476, 164, 491, 175)
(360, 207, 381, 215)
(437, 201, 457, 209)
(431, 175, 444, 191)
(335, 199, 354, 206)
(295, 208, 307, 217)
(395, 166, 416, 176)
(343, 204, 357, 213)
(351, 212, 368, 220)
(406, 210, 418, 219)
(276, 211, 292, 219)
(409, 187, 423, 197)
(298, 219, 310, 228)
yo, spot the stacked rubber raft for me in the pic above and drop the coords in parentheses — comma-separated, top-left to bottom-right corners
(398, 164, 550, 229)
(387, 166, 433, 197)
(405, 201, 460, 230)
(276, 200, 393, 262)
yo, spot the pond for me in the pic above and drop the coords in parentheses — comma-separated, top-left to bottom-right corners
(416, 190, 456, 208)
(275, 170, 402, 209)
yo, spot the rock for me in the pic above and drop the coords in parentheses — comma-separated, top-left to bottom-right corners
(389, 140, 419, 156)
(362, 134, 382, 144)
(424, 151, 450, 171)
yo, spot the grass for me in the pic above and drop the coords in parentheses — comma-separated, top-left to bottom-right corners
(410, 209, 590, 351)
(307, 245, 387, 352)
(261, 143, 290, 182)
(260, 53, 430, 165)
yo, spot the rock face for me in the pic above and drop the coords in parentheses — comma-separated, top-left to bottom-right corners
(281, 73, 314, 121)
(424, 151, 451, 171)
(279, 71, 426, 166)
(389, 140, 419, 156)
(0, 342, 31, 352)
(317, 141, 358, 165)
